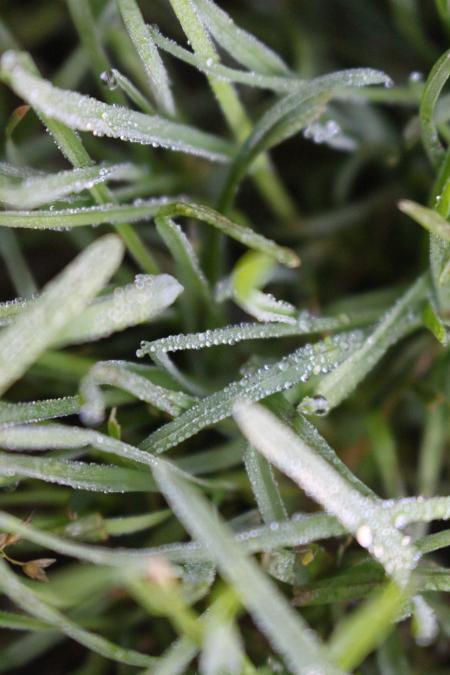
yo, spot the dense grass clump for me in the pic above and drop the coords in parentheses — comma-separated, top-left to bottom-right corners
(0, 1, 450, 673)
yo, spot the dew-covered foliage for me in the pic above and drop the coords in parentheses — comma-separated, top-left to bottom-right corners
(0, 1, 450, 673)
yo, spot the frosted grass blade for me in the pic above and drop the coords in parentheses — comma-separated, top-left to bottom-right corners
(140, 331, 365, 453)
(0, 51, 233, 162)
(0, 559, 154, 667)
(152, 461, 344, 675)
(0, 199, 298, 268)
(117, 0, 175, 116)
(0, 396, 79, 425)
(138, 311, 364, 357)
(0, 163, 140, 209)
(192, 0, 289, 75)
(234, 402, 419, 585)
(55, 273, 183, 345)
(299, 275, 428, 413)
(105, 68, 155, 114)
(80, 359, 195, 425)
(0, 234, 123, 396)
(0, 451, 155, 493)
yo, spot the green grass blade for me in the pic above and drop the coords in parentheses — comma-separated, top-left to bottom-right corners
(140, 331, 365, 453)
(117, 0, 175, 116)
(0, 559, 154, 667)
(0, 234, 123, 396)
(79, 359, 194, 425)
(0, 451, 155, 493)
(328, 581, 410, 670)
(152, 460, 345, 675)
(0, 199, 298, 267)
(420, 49, 450, 168)
(299, 275, 428, 414)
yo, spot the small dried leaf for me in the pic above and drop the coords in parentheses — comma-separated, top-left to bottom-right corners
(23, 558, 56, 582)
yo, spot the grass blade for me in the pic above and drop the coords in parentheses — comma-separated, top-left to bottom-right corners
(152, 460, 344, 675)
(0, 51, 233, 162)
(0, 234, 123, 396)
(0, 163, 140, 209)
(117, 0, 175, 116)
(234, 402, 419, 585)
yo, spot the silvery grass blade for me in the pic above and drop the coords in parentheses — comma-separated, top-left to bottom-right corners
(266, 394, 376, 499)
(0, 234, 123, 397)
(328, 581, 410, 671)
(0, 275, 182, 342)
(298, 275, 428, 414)
(220, 68, 393, 210)
(0, 451, 155, 493)
(79, 359, 195, 426)
(411, 596, 439, 646)
(137, 309, 366, 358)
(54, 274, 183, 345)
(0, 163, 141, 209)
(143, 636, 197, 675)
(117, 0, 175, 116)
(0, 199, 298, 268)
(234, 402, 420, 586)
(0, 51, 233, 163)
(0, 396, 80, 425)
(0, 560, 154, 668)
(192, 0, 289, 75)
(152, 460, 345, 675)
(140, 330, 366, 453)
(0, 424, 231, 494)
(0, 497, 448, 571)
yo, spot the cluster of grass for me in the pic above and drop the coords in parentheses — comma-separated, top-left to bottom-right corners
(0, 0, 449, 673)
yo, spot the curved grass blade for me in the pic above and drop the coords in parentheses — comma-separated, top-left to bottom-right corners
(0, 234, 123, 397)
(0, 163, 140, 209)
(0, 200, 298, 268)
(399, 199, 450, 242)
(0, 451, 155, 493)
(234, 402, 419, 585)
(0, 51, 233, 162)
(220, 68, 393, 210)
(140, 331, 365, 454)
(152, 461, 344, 675)
(117, 0, 175, 116)
(420, 49, 450, 168)
(79, 359, 195, 425)
(298, 275, 428, 414)
(148, 26, 296, 92)
(0, 559, 154, 668)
